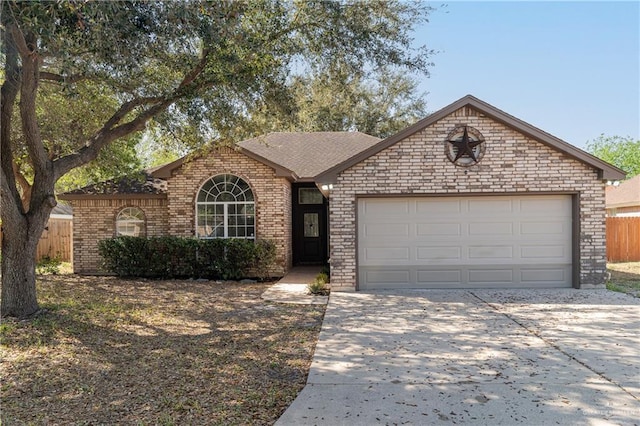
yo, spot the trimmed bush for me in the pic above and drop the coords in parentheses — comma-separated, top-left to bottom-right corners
(98, 236, 276, 280)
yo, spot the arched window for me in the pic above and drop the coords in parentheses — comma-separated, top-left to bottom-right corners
(196, 174, 255, 239)
(116, 207, 146, 237)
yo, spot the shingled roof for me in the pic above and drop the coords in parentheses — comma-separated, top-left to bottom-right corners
(59, 171, 167, 200)
(60, 132, 381, 197)
(238, 132, 381, 180)
(151, 131, 381, 181)
(606, 175, 640, 208)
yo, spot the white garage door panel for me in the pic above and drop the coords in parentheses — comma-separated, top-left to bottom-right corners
(364, 247, 410, 260)
(417, 223, 461, 236)
(416, 247, 461, 261)
(358, 195, 572, 289)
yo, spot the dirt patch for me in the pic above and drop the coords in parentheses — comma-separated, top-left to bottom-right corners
(607, 262, 640, 297)
(1, 275, 325, 425)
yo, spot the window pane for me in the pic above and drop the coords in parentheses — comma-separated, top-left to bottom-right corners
(116, 207, 145, 237)
(304, 213, 319, 237)
(213, 224, 224, 238)
(218, 192, 234, 202)
(299, 188, 324, 204)
(196, 175, 255, 239)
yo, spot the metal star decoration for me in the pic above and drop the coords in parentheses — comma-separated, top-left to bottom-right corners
(448, 126, 483, 162)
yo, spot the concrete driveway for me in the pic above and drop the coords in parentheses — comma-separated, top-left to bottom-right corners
(277, 289, 640, 425)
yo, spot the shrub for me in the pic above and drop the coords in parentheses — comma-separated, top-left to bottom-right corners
(307, 272, 329, 295)
(98, 236, 277, 280)
(36, 255, 63, 275)
(252, 239, 277, 281)
(197, 238, 226, 278)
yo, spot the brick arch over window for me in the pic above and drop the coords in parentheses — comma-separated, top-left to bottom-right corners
(195, 174, 255, 239)
(115, 207, 146, 237)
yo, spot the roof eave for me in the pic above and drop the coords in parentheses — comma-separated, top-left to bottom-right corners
(237, 147, 298, 180)
(151, 144, 298, 181)
(151, 157, 186, 179)
(59, 193, 167, 201)
(606, 201, 640, 209)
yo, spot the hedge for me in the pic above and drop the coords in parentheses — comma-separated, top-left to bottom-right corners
(98, 236, 276, 280)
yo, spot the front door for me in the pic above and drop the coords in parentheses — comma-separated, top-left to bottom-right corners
(292, 184, 328, 265)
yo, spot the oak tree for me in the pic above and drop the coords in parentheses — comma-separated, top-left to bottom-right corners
(1, 0, 433, 318)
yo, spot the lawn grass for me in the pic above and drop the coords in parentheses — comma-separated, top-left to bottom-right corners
(607, 262, 640, 297)
(1, 275, 325, 425)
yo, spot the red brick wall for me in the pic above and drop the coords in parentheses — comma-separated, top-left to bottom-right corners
(165, 147, 291, 275)
(68, 197, 168, 273)
(68, 147, 292, 276)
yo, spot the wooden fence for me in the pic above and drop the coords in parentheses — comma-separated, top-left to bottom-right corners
(0, 217, 73, 263)
(606, 217, 640, 262)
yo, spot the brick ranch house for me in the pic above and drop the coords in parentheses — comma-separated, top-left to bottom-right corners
(60, 95, 625, 290)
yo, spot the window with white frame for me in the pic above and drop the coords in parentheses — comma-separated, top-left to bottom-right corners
(116, 207, 146, 237)
(196, 174, 255, 239)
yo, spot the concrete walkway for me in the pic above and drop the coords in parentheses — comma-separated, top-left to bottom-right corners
(277, 289, 640, 425)
(262, 266, 328, 305)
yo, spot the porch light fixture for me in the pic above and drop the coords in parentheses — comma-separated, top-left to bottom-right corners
(321, 184, 333, 191)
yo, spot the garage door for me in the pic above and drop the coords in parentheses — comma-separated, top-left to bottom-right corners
(358, 195, 573, 289)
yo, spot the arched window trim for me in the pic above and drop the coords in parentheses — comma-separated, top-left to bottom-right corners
(115, 206, 146, 237)
(195, 174, 256, 239)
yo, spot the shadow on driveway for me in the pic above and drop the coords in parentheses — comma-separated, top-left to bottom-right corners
(277, 289, 640, 425)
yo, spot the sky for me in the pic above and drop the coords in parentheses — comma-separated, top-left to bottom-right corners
(413, 1, 639, 149)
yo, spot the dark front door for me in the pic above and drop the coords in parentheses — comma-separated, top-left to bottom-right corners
(292, 184, 328, 265)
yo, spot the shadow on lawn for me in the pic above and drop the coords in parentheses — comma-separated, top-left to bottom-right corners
(1, 275, 325, 425)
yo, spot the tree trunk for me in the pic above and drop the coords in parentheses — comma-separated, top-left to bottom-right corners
(1, 215, 42, 318)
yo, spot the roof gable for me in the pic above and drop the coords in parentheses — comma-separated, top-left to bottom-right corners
(152, 132, 381, 181)
(316, 95, 626, 183)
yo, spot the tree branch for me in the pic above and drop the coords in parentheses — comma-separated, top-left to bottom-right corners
(11, 26, 51, 176)
(1, 23, 26, 216)
(54, 46, 211, 179)
(8, 23, 32, 58)
(12, 161, 32, 211)
(39, 71, 86, 84)
(177, 48, 210, 90)
(53, 97, 172, 179)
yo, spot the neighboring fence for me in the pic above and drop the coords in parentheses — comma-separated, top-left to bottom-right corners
(0, 217, 73, 262)
(606, 217, 640, 262)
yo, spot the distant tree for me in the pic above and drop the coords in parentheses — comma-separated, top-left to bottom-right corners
(586, 135, 640, 178)
(1, 0, 435, 318)
(250, 66, 428, 139)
